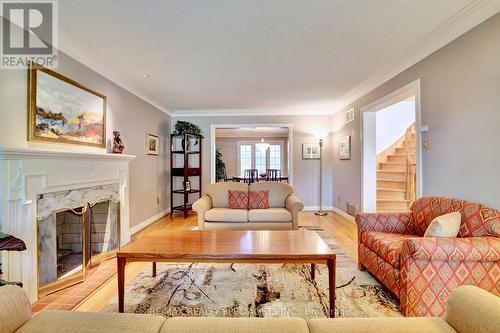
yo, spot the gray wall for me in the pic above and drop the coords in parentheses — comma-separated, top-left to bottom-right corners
(0, 52, 171, 227)
(332, 13, 500, 211)
(173, 115, 333, 208)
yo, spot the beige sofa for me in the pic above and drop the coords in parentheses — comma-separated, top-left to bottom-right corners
(1, 285, 498, 333)
(192, 182, 303, 230)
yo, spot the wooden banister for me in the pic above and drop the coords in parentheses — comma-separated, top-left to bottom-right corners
(405, 123, 416, 202)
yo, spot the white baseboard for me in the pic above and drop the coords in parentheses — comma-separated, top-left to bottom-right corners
(333, 207, 355, 223)
(130, 209, 170, 235)
(303, 206, 334, 212)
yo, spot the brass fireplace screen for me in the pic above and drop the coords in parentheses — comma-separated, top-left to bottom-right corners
(37, 200, 119, 297)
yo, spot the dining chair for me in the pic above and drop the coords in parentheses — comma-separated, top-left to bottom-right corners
(266, 169, 281, 181)
(244, 169, 259, 183)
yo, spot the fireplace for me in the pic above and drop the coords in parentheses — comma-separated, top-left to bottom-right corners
(36, 185, 121, 296)
(0, 147, 135, 302)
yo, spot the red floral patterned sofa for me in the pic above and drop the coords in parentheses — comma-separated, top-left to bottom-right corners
(356, 196, 500, 317)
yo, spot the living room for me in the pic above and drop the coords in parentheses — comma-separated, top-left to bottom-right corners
(0, 1, 499, 333)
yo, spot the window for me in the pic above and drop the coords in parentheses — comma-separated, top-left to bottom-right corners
(238, 141, 285, 176)
(255, 147, 266, 174)
(269, 144, 281, 170)
(239, 144, 252, 176)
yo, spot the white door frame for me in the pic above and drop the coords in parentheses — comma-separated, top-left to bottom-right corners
(360, 79, 423, 212)
(210, 123, 293, 185)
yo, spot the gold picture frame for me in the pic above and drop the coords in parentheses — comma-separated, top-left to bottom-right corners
(28, 63, 107, 148)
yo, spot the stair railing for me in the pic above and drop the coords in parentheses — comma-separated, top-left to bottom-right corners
(405, 123, 417, 202)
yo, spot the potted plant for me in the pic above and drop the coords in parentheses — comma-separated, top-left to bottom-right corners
(215, 149, 226, 182)
(173, 121, 203, 151)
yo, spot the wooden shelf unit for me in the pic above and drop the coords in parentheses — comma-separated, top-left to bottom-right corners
(170, 133, 202, 218)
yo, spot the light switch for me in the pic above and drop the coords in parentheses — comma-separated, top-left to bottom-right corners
(423, 139, 429, 150)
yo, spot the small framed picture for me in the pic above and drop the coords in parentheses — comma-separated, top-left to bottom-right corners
(339, 135, 351, 160)
(184, 180, 191, 191)
(302, 143, 320, 159)
(146, 134, 160, 155)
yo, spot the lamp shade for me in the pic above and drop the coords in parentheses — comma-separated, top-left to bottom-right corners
(314, 130, 328, 141)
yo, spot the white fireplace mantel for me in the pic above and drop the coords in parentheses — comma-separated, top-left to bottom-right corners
(0, 146, 136, 302)
(0, 147, 136, 161)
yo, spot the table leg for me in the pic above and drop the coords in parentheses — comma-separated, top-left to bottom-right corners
(311, 263, 316, 280)
(152, 262, 157, 277)
(327, 258, 336, 318)
(117, 256, 126, 313)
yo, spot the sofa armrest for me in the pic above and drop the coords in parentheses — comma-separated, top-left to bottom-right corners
(0, 285, 32, 333)
(192, 195, 212, 230)
(446, 286, 500, 333)
(285, 194, 304, 230)
(401, 236, 500, 262)
(399, 236, 500, 317)
(356, 212, 415, 235)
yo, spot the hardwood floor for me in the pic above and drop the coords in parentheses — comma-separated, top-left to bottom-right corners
(73, 211, 357, 312)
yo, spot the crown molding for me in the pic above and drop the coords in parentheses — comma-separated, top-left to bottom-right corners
(334, 0, 500, 113)
(171, 108, 335, 117)
(58, 29, 174, 116)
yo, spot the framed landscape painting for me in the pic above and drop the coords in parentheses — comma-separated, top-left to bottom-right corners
(29, 63, 107, 147)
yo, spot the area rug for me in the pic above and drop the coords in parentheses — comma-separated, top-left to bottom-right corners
(103, 231, 400, 318)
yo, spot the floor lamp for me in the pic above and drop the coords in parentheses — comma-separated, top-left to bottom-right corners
(314, 131, 327, 216)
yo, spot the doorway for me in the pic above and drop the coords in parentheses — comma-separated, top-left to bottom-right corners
(361, 80, 422, 212)
(210, 124, 293, 184)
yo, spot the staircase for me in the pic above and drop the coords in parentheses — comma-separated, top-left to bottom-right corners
(376, 124, 416, 212)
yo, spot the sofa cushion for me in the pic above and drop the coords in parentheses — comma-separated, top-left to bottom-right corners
(248, 208, 292, 222)
(0, 286, 31, 333)
(410, 196, 500, 237)
(205, 208, 248, 222)
(248, 191, 269, 209)
(361, 231, 415, 268)
(249, 182, 292, 208)
(424, 212, 461, 238)
(160, 317, 309, 333)
(308, 317, 456, 333)
(228, 190, 248, 209)
(16, 311, 166, 333)
(205, 182, 248, 208)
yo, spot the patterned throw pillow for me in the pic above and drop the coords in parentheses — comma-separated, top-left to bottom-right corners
(248, 191, 270, 209)
(228, 190, 248, 209)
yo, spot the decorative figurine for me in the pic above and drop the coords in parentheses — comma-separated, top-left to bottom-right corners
(112, 131, 124, 154)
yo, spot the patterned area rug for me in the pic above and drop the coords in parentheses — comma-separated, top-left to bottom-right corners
(103, 229, 400, 318)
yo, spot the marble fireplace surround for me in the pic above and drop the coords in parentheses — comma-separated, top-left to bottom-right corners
(37, 184, 120, 286)
(0, 147, 135, 302)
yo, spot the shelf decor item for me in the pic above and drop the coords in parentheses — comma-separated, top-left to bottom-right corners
(170, 133, 203, 219)
(29, 63, 107, 147)
(112, 131, 124, 153)
(146, 133, 160, 155)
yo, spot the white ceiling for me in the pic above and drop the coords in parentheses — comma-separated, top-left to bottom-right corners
(57, 0, 499, 115)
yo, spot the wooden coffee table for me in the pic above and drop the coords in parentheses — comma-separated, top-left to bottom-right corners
(117, 230, 336, 317)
